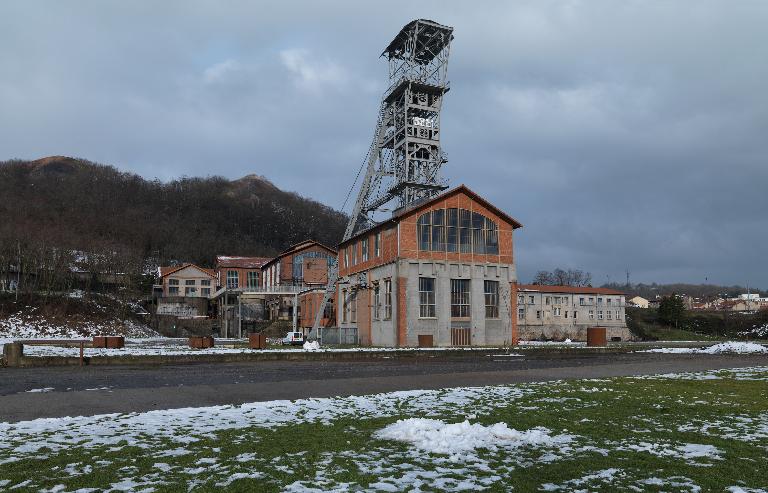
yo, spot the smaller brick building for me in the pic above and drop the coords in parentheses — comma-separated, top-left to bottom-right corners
(214, 256, 271, 290)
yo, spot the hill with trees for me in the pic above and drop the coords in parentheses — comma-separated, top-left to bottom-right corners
(0, 156, 347, 294)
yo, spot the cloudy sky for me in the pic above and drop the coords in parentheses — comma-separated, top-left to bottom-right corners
(2, 1, 766, 287)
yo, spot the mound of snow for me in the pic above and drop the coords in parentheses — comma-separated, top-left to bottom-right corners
(642, 341, 768, 354)
(375, 418, 572, 455)
(303, 340, 320, 351)
(700, 342, 768, 354)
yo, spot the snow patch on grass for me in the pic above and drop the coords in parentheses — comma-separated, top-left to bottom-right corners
(641, 341, 768, 354)
(375, 418, 573, 457)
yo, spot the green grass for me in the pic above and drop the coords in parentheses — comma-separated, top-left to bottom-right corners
(643, 326, 725, 341)
(1, 368, 767, 491)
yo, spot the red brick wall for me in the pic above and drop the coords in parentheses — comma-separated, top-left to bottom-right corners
(338, 190, 517, 278)
(272, 244, 337, 284)
(299, 291, 334, 328)
(339, 225, 397, 277)
(398, 192, 514, 265)
(215, 268, 260, 289)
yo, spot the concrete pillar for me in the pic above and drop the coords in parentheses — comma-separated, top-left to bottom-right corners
(3, 342, 23, 367)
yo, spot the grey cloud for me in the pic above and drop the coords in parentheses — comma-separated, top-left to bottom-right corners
(1, 0, 766, 286)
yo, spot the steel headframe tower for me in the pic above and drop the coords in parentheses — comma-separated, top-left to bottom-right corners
(311, 19, 453, 334)
(344, 19, 454, 241)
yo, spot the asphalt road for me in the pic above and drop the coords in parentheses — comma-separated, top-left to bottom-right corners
(1, 351, 765, 422)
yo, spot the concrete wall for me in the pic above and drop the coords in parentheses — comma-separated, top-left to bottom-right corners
(156, 296, 209, 317)
(338, 259, 516, 347)
(516, 291, 632, 341)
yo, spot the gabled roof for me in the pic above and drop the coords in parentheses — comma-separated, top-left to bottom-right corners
(517, 284, 625, 296)
(158, 263, 216, 279)
(341, 184, 522, 246)
(280, 239, 336, 256)
(215, 256, 271, 269)
(262, 239, 337, 268)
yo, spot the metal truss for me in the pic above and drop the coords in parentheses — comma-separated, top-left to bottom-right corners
(344, 19, 454, 241)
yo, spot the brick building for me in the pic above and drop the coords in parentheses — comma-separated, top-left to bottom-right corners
(336, 185, 522, 347)
(514, 284, 632, 341)
(261, 240, 338, 321)
(214, 256, 271, 290)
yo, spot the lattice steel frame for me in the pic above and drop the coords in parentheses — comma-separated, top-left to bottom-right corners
(344, 19, 454, 241)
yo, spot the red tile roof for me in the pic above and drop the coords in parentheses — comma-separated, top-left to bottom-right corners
(517, 284, 625, 295)
(158, 263, 216, 278)
(215, 256, 272, 269)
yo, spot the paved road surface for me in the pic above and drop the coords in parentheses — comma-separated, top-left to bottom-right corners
(1, 352, 765, 422)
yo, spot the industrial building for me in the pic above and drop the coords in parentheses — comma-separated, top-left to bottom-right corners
(336, 184, 522, 346)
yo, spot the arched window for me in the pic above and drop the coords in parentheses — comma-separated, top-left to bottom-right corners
(417, 208, 499, 254)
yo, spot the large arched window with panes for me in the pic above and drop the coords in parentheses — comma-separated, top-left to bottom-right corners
(417, 208, 499, 254)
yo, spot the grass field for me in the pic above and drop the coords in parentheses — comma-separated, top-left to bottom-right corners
(1, 367, 767, 492)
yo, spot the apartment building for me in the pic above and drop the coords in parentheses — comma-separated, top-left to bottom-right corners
(515, 284, 632, 341)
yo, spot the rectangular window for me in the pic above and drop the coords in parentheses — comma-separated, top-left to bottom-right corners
(168, 286, 179, 295)
(607, 311, 612, 320)
(554, 296, 560, 304)
(554, 307, 561, 316)
(564, 310, 568, 318)
(446, 208, 458, 252)
(373, 285, 380, 320)
(451, 279, 471, 318)
(344, 248, 349, 268)
(589, 297, 594, 305)
(185, 280, 195, 286)
(431, 209, 445, 251)
(418, 213, 431, 250)
(459, 209, 472, 253)
(616, 310, 621, 320)
(247, 271, 258, 288)
(185, 287, 197, 296)
(169, 278, 179, 286)
(351, 291, 357, 323)
(342, 289, 348, 323)
(518, 307, 525, 320)
(384, 279, 392, 320)
(362, 238, 369, 262)
(597, 297, 603, 305)
(579, 297, 585, 306)
(201, 279, 211, 286)
(201, 288, 210, 296)
(573, 311, 577, 318)
(518, 294, 525, 305)
(352, 244, 357, 265)
(484, 280, 499, 318)
(528, 295, 535, 305)
(419, 278, 436, 318)
(536, 310, 541, 319)
(589, 310, 594, 319)
(375, 232, 381, 257)
(598, 310, 604, 320)
(545, 296, 551, 305)
(226, 271, 239, 289)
